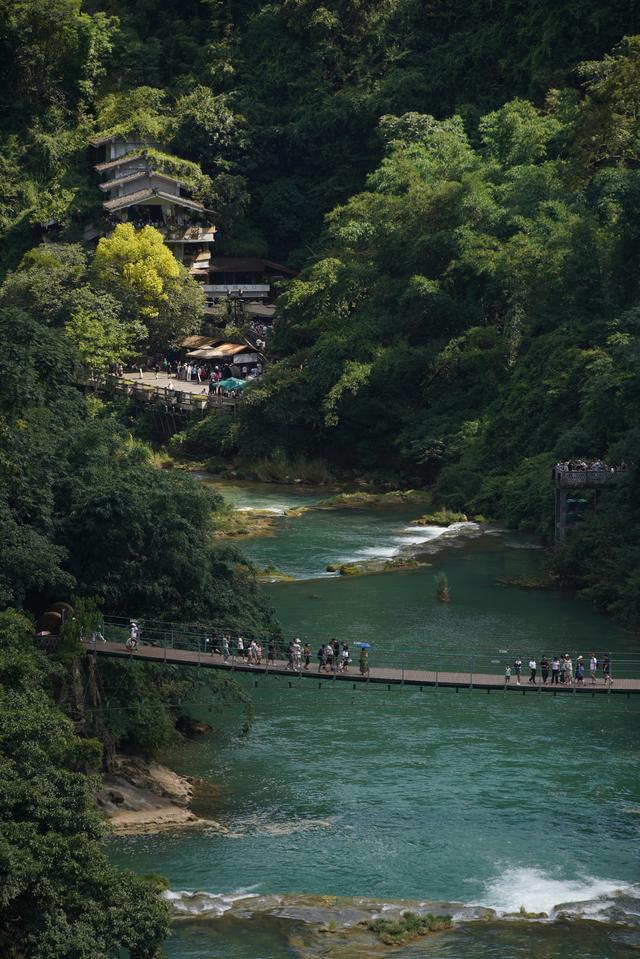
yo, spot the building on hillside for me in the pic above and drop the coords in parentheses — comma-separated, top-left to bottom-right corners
(202, 258, 296, 301)
(90, 134, 217, 268)
(89, 136, 295, 324)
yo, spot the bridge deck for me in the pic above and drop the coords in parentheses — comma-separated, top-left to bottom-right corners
(83, 642, 640, 695)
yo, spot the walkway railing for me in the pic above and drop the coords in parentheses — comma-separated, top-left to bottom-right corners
(86, 377, 239, 413)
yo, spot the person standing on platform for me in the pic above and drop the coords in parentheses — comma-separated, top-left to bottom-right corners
(268, 638, 276, 663)
(504, 664, 511, 684)
(551, 656, 560, 684)
(540, 655, 549, 684)
(303, 642, 311, 669)
(236, 636, 244, 660)
(559, 656, 566, 684)
(603, 654, 612, 685)
(528, 657, 537, 684)
(590, 653, 598, 684)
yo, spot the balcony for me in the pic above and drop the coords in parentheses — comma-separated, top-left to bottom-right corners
(553, 468, 622, 488)
(202, 284, 270, 297)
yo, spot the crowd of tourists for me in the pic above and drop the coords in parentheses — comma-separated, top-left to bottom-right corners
(204, 635, 371, 675)
(506, 653, 612, 686)
(555, 459, 625, 472)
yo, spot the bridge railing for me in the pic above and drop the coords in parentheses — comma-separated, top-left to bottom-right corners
(99, 617, 640, 679)
(85, 377, 239, 413)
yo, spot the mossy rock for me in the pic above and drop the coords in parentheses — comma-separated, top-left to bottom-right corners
(326, 564, 340, 572)
(339, 564, 360, 576)
(364, 911, 453, 945)
(412, 509, 468, 526)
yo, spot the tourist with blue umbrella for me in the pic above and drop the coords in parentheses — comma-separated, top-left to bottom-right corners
(356, 642, 370, 674)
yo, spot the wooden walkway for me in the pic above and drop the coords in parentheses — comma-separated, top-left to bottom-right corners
(83, 642, 640, 696)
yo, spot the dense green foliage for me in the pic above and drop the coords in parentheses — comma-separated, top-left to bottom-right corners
(1, 5, 640, 957)
(0, 242, 279, 635)
(0, 610, 171, 958)
(2, 0, 639, 267)
(225, 44, 640, 627)
(1, 0, 636, 626)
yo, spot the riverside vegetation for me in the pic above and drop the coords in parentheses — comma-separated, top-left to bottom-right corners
(1, 1, 640, 956)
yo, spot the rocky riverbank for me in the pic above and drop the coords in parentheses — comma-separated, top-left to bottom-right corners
(96, 756, 227, 835)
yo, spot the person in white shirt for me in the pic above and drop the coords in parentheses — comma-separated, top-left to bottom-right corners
(528, 657, 537, 684)
(589, 654, 598, 684)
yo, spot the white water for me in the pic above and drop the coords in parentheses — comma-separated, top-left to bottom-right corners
(479, 866, 635, 916)
(163, 888, 261, 917)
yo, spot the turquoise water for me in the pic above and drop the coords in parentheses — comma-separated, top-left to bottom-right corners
(110, 482, 640, 956)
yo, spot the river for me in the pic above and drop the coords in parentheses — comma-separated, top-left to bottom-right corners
(109, 482, 640, 957)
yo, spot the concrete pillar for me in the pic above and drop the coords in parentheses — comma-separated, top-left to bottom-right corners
(554, 487, 567, 548)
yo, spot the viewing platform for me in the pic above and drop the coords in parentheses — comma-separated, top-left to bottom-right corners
(553, 467, 622, 488)
(84, 373, 239, 414)
(553, 465, 623, 547)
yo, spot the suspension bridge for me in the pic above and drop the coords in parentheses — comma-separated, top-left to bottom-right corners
(79, 616, 640, 697)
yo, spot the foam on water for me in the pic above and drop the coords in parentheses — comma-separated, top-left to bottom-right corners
(235, 506, 286, 515)
(163, 889, 260, 917)
(480, 867, 636, 917)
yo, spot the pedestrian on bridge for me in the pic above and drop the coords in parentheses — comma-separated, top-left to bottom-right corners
(514, 656, 522, 685)
(559, 656, 566, 684)
(359, 647, 369, 675)
(590, 653, 598, 683)
(303, 642, 311, 669)
(564, 654, 573, 684)
(292, 638, 302, 670)
(540, 656, 549, 684)
(268, 639, 276, 663)
(237, 636, 244, 659)
(325, 643, 334, 671)
(551, 657, 560, 684)
(222, 636, 230, 661)
(340, 643, 350, 671)
(317, 644, 327, 672)
(528, 657, 537, 684)
(126, 621, 139, 650)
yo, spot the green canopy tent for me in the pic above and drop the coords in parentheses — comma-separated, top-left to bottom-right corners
(217, 377, 247, 390)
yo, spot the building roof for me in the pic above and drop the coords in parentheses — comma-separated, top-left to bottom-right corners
(246, 303, 277, 319)
(99, 170, 187, 193)
(186, 342, 249, 360)
(90, 134, 119, 147)
(95, 152, 145, 173)
(209, 258, 296, 276)
(180, 335, 215, 349)
(103, 189, 209, 214)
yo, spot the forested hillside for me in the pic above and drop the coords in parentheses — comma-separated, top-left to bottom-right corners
(1, 2, 640, 953)
(0, 0, 639, 628)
